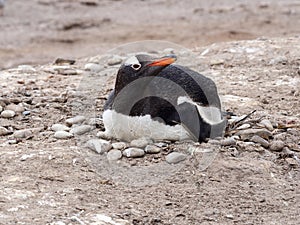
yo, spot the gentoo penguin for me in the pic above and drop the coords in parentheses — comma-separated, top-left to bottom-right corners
(102, 54, 226, 142)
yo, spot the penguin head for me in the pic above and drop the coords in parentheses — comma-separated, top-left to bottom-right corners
(115, 54, 177, 93)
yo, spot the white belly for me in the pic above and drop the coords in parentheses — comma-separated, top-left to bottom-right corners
(102, 109, 191, 142)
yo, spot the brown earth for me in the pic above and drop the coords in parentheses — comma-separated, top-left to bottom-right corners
(0, 1, 300, 225)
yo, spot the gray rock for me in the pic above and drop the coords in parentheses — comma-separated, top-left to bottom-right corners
(107, 55, 123, 66)
(0, 126, 10, 136)
(87, 139, 112, 154)
(250, 135, 269, 148)
(235, 128, 272, 140)
(22, 111, 31, 116)
(130, 138, 152, 148)
(58, 69, 78, 75)
(65, 115, 86, 126)
(220, 137, 237, 146)
(154, 142, 168, 148)
(145, 145, 161, 154)
(70, 125, 93, 135)
(14, 129, 33, 139)
(269, 140, 285, 152)
(259, 119, 274, 131)
(51, 124, 70, 132)
(112, 142, 128, 150)
(1, 110, 16, 118)
(107, 150, 122, 161)
(123, 148, 145, 158)
(84, 63, 103, 72)
(269, 56, 288, 65)
(6, 104, 24, 113)
(165, 152, 187, 164)
(0, 105, 3, 112)
(54, 131, 73, 139)
(236, 123, 251, 130)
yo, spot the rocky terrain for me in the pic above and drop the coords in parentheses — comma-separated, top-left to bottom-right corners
(0, 37, 299, 224)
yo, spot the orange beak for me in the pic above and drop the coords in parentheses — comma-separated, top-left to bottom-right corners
(148, 55, 177, 67)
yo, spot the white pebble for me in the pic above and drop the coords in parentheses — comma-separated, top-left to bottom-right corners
(84, 63, 103, 72)
(123, 148, 145, 158)
(17, 65, 36, 73)
(145, 145, 161, 154)
(236, 123, 251, 130)
(107, 55, 123, 66)
(0, 105, 3, 112)
(54, 131, 73, 139)
(6, 104, 24, 113)
(0, 126, 10, 136)
(112, 142, 128, 150)
(259, 119, 274, 131)
(14, 129, 33, 139)
(51, 124, 70, 132)
(220, 137, 237, 146)
(166, 152, 187, 164)
(86, 139, 112, 154)
(269, 140, 285, 152)
(1, 110, 16, 118)
(250, 135, 269, 148)
(65, 115, 86, 126)
(107, 150, 122, 161)
(130, 138, 152, 148)
(70, 125, 93, 135)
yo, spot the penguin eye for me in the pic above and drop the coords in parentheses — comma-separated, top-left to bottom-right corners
(131, 63, 141, 70)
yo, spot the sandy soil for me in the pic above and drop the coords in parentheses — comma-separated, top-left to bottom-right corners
(0, 1, 300, 225)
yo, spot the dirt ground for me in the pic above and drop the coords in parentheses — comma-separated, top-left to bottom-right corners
(0, 0, 300, 225)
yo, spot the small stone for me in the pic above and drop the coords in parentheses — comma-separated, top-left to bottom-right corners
(14, 129, 33, 139)
(70, 125, 93, 135)
(236, 123, 251, 130)
(225, 214, 234, 219)
(163, 48, 175, 54)
(259, 119, 274, 131)
(130, 138, 152, 148)
(6, 104, 24, 113)
(250, 135, 269, 148)
(112, 142, 128, 150)
(269, 140, 285, 152)
(269, 56, 288, 65)
(286, 157, 299, 167)
(20, 154, 35, 161)
(220, 137, 237, 146)
(210, 59, 224, 66)
(0, 126, 10, 136)
(22, 111, 31, 116)
(123, 148, 145, 158)
(107, 55, 123, 66)
(57, 69, 78, 75)
(66, 115, 86, 126)
(87, 139, 112, 154)
(107, 150, 122, 161)
(154, 142, 168, 148)
(84, 63, 103, 72)
(165, 152, 187, 164)
(17, 65, 36, 73)
(236, 128, 272, 140)
(51, 124, 70, 132)
(1, 110, 16, 118)
(145, 145, 161, 154)
(0, 105, 3, 112)
(54, 131, 73, 139)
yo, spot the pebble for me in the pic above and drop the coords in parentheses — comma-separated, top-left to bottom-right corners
(163, 48, 175, 54)
(1, 110, 16, 118)
(286, 157, 299, 167)
(84, 63, 103, 72)
(145, 145, 161, 154)
(130, 138, 152, 148)
(107, 150, 122, 161)
(66, 115, 86, 126)
(107, 55, 123, 66)
(22, 111, 31, 116)
(14, 129, 33, 139)
(0, 105, 2, 112)
(20, 154, 35, 161)
(269, 140, 285, 152)
(165, 152, 187, 164)
(154, 142, 168, 148)
(112, 142, 128, 150)
(57, 69, 78, 75)
(17, 65, 36, 73)
(51, 124, 70, 132)
(70, 125, 93, 135)
(123, 148, 145, 158)
(6, 104, 24, 113)
(250, 135, 270, 148)
(236, 123, 251, 130)
(259, 119, 274, 131)
(86, 139, 112, 154)
(220, 137, 237, 146)
(269, 56, 288, 65)
(54, 131, 73, 139)
(0, 126, 10, 136)
(235, 128, 272, 140)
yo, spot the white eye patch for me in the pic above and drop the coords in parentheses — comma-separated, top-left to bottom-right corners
(124, 56, 141, 70)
